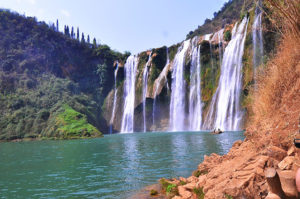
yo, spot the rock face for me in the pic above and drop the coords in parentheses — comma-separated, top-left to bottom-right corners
(158, 140, 300, 199)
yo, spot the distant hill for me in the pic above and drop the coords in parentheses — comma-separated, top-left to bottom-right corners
(186, 0, 254, 39)
(0, 9, 127, 140)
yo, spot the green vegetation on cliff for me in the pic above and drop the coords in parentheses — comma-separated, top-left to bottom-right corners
(0, 9, 126, 140)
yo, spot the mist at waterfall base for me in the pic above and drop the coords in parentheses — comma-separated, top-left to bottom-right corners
(0, 131, 244, 199)
(116, 17, 250, 134)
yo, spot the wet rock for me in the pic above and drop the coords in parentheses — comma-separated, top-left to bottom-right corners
(277, 170, 298, 197)
(278, 156, 295, 170)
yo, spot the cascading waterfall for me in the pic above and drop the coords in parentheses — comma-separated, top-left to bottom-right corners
(252, 2, 263, 73)
(152, 48, 169, 127)
(109, 62, 119, 134)
(188, 38, 203, 131)
(142, 52, 152, 132)
(203, 17, 249, 131)
(169, 39, 190, 131)
(121, 55, 138, 133)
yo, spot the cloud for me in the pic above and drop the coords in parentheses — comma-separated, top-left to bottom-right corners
(61, 9, 70, 17)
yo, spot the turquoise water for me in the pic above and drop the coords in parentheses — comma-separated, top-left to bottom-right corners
(0, 131, 244, 199)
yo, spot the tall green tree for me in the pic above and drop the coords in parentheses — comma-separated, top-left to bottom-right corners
(87, 35, 90, 43)
(71, 27, 74, 39)
(93, 38, 97, 48)
(56, 19, 59, 32)
(81, 33, 85, 43)
(77, 27, 80, 40)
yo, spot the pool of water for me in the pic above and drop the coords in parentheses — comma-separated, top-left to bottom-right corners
(0, 131, 244, 198)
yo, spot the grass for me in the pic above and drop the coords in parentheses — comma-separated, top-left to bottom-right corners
(193, 170, 208, 177)
(56, 105, 102, 138)
(193, 187, 205, 199)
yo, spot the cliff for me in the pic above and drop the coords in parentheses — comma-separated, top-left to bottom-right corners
(0, 9, 128, 140)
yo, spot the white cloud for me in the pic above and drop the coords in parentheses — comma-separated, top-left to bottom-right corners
(61, 9, 70, 17)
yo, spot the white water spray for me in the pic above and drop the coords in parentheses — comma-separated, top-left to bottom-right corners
(121, 55, 138, 133)
(142, 52, 152, 132)
(252, 2, 263, 74)
(203, 17, 249, 131)
(169, 40, 190, 131)
(189, 38, 203, 131)
(109, 62, 119, 134)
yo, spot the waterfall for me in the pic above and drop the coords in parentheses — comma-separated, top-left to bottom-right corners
(188, 38, 202, 131)
(109, 62, 119, 134)
(152, 48, 169, 127)
(169, 39, 190, 131)
(203, 17, 249, 131)
(252, 2, 263, 74)
(142, 52, 152, 132)
(121, 55, 139, 133)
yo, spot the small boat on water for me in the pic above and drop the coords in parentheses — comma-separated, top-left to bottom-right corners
(211, 128, 224, 134)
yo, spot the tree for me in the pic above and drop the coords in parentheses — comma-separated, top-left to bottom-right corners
(93, 38, 97, 48)
(66, 26, 70, 37)
(87, 35, 90, 43)
(71, 27, 74, 38)
(96, 63, 108, 98)
(77, 27, 80, 40)
(56, 19, 59, 32)
(81, 33, 85, 43)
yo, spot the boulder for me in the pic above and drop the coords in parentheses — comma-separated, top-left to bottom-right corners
(187, 176, 198, 183)
(264, 146, 287, 161)
(264, 168, 284, 197)
(178, 186, 192, 199)
(265, 192, 281, 199)
(278, 156, 295, 170)
(183, 182, 196, 190)
(287, 146, 295, 156)
(197, 175, 207, 187)
(277, 170, 298, 197)
(172, 196, 183, 199)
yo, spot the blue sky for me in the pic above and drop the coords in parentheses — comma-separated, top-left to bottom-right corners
(0, 0, 228, 54)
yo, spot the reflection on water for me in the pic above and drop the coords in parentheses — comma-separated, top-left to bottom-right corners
(0, 131, 244, 199)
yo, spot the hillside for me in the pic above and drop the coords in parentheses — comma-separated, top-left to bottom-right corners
(186, 0, 254, 39)
(0, 9, 128, 140)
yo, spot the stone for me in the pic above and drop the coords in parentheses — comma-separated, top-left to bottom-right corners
(287, 146, 295, 156)
(179, 177, 187, 183)
(232, 140, 243, 148)
(178, 186, 192, 199)
(183, 182, 196, 190)
(197, 175, 206, 187)
(265, 146, 287, 161)
(265, 192, 281, 199)
(278, 156, 295, 170)
(296, 168, 300, 192)
(277, 170, 298, 197)
(187, 176, 198, 183)
(172, 196, 183, 199)
(264, 168, 284, 197)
